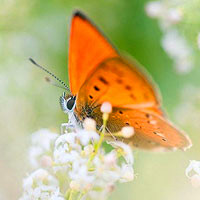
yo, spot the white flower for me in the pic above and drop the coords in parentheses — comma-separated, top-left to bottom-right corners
(28, 129, 58, 168)
(77, 130, 99, 146)
(39, 155, 53, 168)
(101, 102, 112, 113)
(121, 126, 135, 138)
(162, 30, 191, 59)
(185, 160, 200, 178)
(94, 151, 121, 183)
(31, 129, 58, 150)
(108, 141, 134, 165)
(20, 169, 64, 200)
(145, 1, 164, 18)
(166, 8, 182, 24)
(53, 128, 134, 197)
(145, 2, 182, 26)
(104, 150, 117, 166)
(175, 57, 193, 74)
(69, 164, 95, 186)
(120, 164, 134, 182)
(53, 130, 99, 172)
(83, 118, 96, 131)
(22, 124, 135, 200)
(145, 1, 195, 74)
(185, 160, 200, 188)
(54, 133, 81, 171)
(84, 144, 94, 156)
(162, 29, 193, 74)
(69, 180, 81, 191)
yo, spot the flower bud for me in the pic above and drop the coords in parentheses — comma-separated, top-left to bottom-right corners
(40, 155, 53, 168)
(83, 118, 96, 131)
(100, 102, 112, 114)
(84, 144, 94, 156)
(70, 180, 80, 191)
(121, 126, 135, 138)
(145, 1, 163, 18)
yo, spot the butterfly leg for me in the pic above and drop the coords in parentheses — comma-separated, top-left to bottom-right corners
(99, 125, 117, 141)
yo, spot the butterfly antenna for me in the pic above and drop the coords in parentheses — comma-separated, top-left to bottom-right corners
(45, 77, 68, 90)
(29, 58, 70, 93)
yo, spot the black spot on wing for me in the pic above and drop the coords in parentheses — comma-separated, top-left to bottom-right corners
(146, 113, 150, 118)
(94, 85, 100, 91)
(99, 76, 109, 85)
(125, 85, 131, 90)
(130, 94, 136, 100)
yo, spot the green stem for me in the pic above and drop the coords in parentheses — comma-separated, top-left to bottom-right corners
(87, 114, 108, 166)
(64, 189, 75, 200)
(77, 191, 86, 200)
(64, 189, 70, 200)
(68, 189, 74, 200)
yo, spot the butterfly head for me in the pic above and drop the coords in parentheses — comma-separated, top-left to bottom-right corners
(60, 92, 76, 114)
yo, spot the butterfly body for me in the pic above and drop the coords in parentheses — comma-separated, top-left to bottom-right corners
(60, 10, 192, 151)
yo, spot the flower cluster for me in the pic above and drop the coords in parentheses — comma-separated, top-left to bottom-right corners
(28, 129, 58, 169)
(19, 169, 64, 200)
(145, 0, 199, 74)
(20, 103, 134, 200)
(186, 160, 200, 188)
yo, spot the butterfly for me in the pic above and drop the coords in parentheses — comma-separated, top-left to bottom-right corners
(31, 10, 191, 151)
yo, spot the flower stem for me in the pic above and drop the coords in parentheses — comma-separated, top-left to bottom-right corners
(88, 113, 108, 166)
(68, 189, 74, 200)
(77, 191, 86, 200)
(65, 189, 74, 200)
(64, 189, 70, 200)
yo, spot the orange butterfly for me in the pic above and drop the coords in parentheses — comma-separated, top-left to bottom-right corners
(31, 10, 192, 151)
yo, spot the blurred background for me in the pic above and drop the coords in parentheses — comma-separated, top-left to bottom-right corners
(1, 0, 200, 199)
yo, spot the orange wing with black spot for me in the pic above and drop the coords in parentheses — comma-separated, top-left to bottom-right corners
(69, 11, 191, 151)
(106, 107, 191, 151)
(68, 11, 118, 95)
(76, 57, 163, 116)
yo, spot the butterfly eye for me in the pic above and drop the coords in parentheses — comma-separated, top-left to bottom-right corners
(60, 93, 76, 113)
(66, 96, 76, 111)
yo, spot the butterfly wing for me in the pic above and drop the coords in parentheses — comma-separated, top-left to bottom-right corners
(69, 11, 191, 151)
(89, 106, 191, 151)
(75, 57, 163, 116)
(68, 11, 118, 95)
